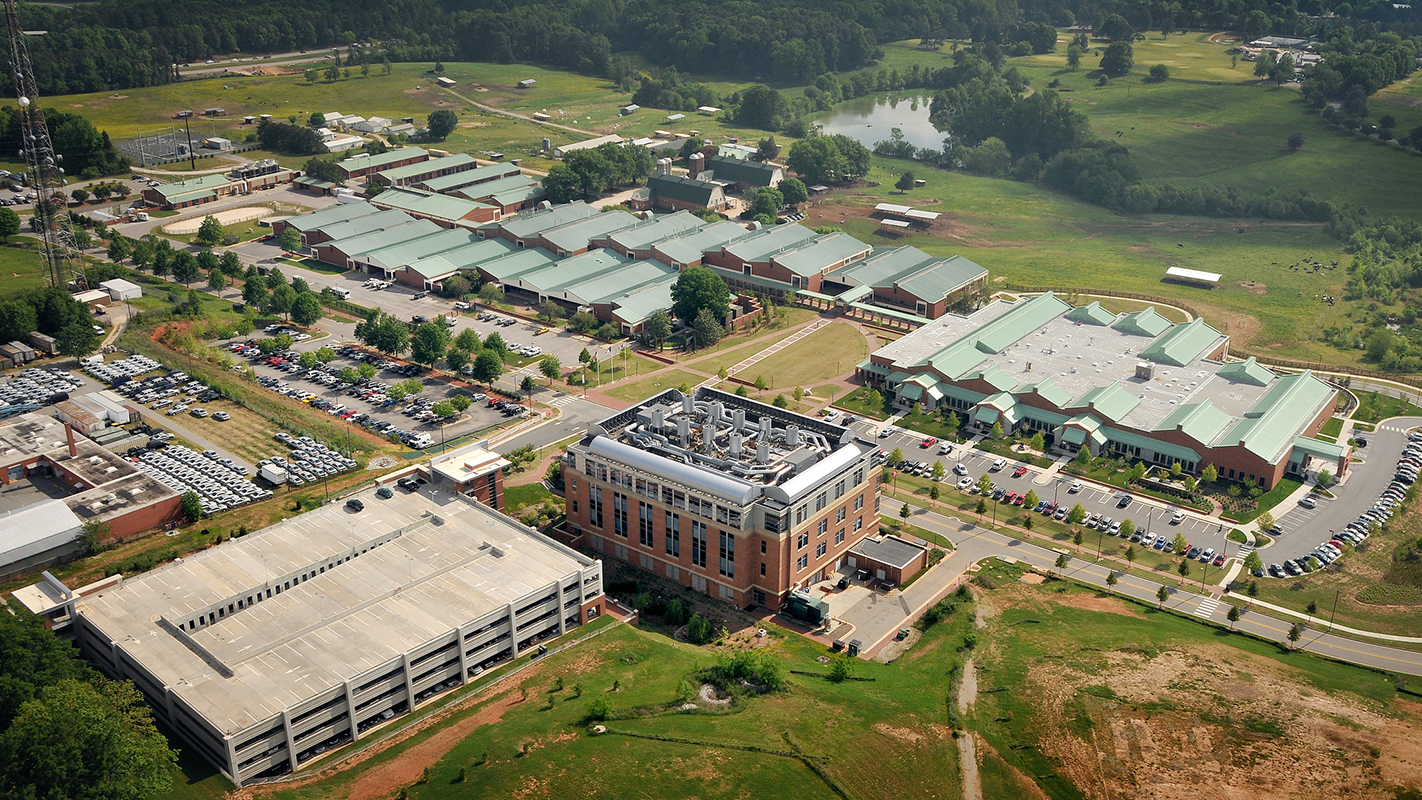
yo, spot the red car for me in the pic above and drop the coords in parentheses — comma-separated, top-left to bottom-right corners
(1012, 465, 1028, 478)
(1042, 501, 1058, 515)
(1013, 493, 1026, 506)
(1002, 491, 1018, 505)
(920, 437, 937, 448)
(1212, 553, 1226, 567)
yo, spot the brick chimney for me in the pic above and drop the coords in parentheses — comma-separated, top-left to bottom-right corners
(65, 422, 77, 458)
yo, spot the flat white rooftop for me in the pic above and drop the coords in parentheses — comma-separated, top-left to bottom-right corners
(78, 486, 596, 734)
(1166, 266, 1222, 283)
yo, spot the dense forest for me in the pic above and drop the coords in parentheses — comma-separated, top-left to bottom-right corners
(12, 0, 1422, 96)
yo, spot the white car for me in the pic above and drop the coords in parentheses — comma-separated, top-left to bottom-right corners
(990, 458, 1007, 471)
(1067, 481, 1083, 493)
(1170, 511, 1185, 525)
(953, 463, 968, 476)
(167, 403, 188, 415)
(956, 476, 974, 490)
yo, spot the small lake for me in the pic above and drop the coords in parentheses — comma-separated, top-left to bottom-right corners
(814, 94, 943, 151)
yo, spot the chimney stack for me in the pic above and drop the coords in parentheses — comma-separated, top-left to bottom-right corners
(65, 423, 77, 458)
(733, 408, 746, 431)
(756, 440, 770, 463)
(730, 431, 744, 458)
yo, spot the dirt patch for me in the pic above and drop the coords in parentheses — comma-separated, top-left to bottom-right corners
(1207, 308, 1262, 347)
(1016, 644, 1422, 800)
(1019, 572, 1047, 585)
(457, 121, 490, 128)
(1237, 280, 1269, 296)
(1046, 589, 1145, 618)
(873, 721, 931, 744)
(801, 200, 1011, 247)
(233, 665, 545, 800)
(976, 738, 1053, 800)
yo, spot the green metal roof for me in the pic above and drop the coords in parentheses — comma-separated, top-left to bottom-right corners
(513, 249, 629, 295)
(1291, 435, 1348, 463)
(887, 371, 913, 385)
(830, 245, 937, 288)
(487, 184, 549, 209)
(846, 300, 929, 324)
(1156, 400, 1233, 445)
(722, 224, 817, 264)
(312, 209, 415, 242)
(323, 219, 441, 259)
(541, 211, 642, 255)
(1065, 301, 1118, 326)
(971, 293, 1073, 354)
(899, 382, 925, 401)
(499, 201, 598, 240)
(1216, 356, 1276, 387)
(770, 233, 869, 277)
(1071, 382, 1140, 422)
(1112, 308, 1174, 337)
(1022, 377, 1072, 408)
(893, 255, 987, 301)
(295, 176, 336, 190)
(164, 188, 217, 205)
(704, 155, 780, 186)
(359, 227, 480, 271)
(406, 256, 462, 280)
(377, 152, 477, 183)
(338, 147, 427, 175)
(653, 221, 754, 266)
(1225, 371, 1336, 462)
(1138, 318, 1225, 367)
(418, 162, 521, 192)
(607, 212, 706, 252)
(287, 201, 379, 232)
(371, 187, 494, 223)
(154, 173, 231, 199)
(858, 360, 890, 376)
(476, 248, 559, 282)
(435, 237, 516, 270)
(609, 277, 677, 324)
(456, 173, 540, 201)
(971, 364, 1017, 393)
(647, 173, 723, 207)
(926, 340, 989, 381)
(980, 391, 1018, 412)
(1102, 425, 1200, 463)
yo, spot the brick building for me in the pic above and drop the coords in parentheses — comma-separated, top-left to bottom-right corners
(563, 388, 881, 610)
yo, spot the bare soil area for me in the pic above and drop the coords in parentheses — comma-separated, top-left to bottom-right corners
(1020, 645, 1422, 800)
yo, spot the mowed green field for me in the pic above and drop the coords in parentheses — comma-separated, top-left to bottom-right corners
(0, 242, 48, 299)
(812, 156, 1357, 363)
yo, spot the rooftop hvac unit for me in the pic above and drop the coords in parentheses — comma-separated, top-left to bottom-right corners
(682, 395, 694, 414)
(730, 432, 744, 458)
(785, 425, 800, 446)
(651, 408, 665, 431)
(677, 417, 691, 446)
(733, 408, 746, 431)
(756, 441, 770, 463)
(701, 424, 714, 450)
(760, 415, 773, 436)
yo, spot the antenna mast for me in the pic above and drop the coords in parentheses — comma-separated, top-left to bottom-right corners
(3, 0, 84, 290)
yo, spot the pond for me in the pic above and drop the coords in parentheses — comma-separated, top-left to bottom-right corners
(813, 94, 944, 152)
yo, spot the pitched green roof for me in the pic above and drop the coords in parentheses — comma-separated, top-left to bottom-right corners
(418, 162, 521, 192)
(359, 227, 480, 270)
(830, 245, 937, 287)
(378, 152, 476, 183)
(926, 340, 989, 381)
(893, 255, 987, 300)
(1138, 318, 1225, 367)
(1226, 371, 1336, 462)
(1065, 301, 1118, 326)
(971, 293, 1072, 354)
(322, 219, 441, 259)
(286, 202, 379, 232)
(371, 187, 494, 223)
(456, 174, 540, 201)
(705, 155, 780, 186)
(771, 233, 869, 277)
(476, 248, 559, 282)
(607, 211, 706, 252)
(1112, 308, 1174, 337)
(499, 201, 598, 240)
(154, 173, 231, 200)
(722, 224, 817, 264)
(1071, 382, 1140, 422)
(1292, 435, 1348, 463)
(337, 147, 427, 175)
(652, 221, 753, 266)
(314, 209, 415, 242)
(1216, 356, 1276, 387)
(1156, 400, 1233, 445)
(540, 211, 642, 254)
(647, 173, 723, 207)
(609, 277, 677, 325)
(1022, 377, 1073, 408)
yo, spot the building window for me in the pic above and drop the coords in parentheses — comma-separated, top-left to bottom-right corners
(854, 495, 864, 511)
(753, 589, 765, 605)
(817, 520, 828, 536)
(836, 508, 846, 523)
(852, 517, 862, 533)
(760, 562, 766, 576)
(639, 501, 654, 547)
(815, 491, 827, 511)
(760, 540, 767, 554)
(691, 521, 708, 568)
(797, 554, 808, 570)
(665, 512, 680, 557)
(836, 528, 846, 544)
(666, 564, 680, 581)
(588, 486, 603, 528)
(853, 468, 864, 486)
(816, 541, 827, 558)
(718, 530, 735, 578)
(798, 533, 809, 549)
(834, 479, 846, 499)
(795, 505, 807, 524)
(613, 492, 628, 537)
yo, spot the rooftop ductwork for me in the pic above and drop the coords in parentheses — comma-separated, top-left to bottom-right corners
(729, 432, 744, 458)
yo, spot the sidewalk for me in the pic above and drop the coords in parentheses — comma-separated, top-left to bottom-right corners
(1240, 595, 1422, 643)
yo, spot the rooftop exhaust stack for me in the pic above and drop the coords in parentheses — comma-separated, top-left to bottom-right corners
(651, 408, 665, 431)
(682, 395, 694, 414)
(64, 423, 76, 458)
(760, 415, 773, 437)
(1135, 362, 1155, 380)
(729, 432, 744, 458)
(732, 408, 746, 431)
(677, 417, 691, 447)
(785, 425, 800, 447)
(710, 402, 724, 428)
(756, 440, 770, 464)
(701, 423, 714, 451)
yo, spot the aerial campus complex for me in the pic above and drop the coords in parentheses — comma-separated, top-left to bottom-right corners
(15, 444, 604, 787)
(861, 292, 1349, 489)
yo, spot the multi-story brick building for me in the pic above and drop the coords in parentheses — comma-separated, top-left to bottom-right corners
(563, 387, 881, 610)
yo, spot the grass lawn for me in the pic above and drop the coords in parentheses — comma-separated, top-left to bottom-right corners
(836, 384, 893, 420)
(0, 242, 48, 300)
(685, 327, 806, 377)
(154, 721, 233, 800)
(1352, 390, 1422, 425)
(602, 368, 706, 402)
(503, 483, 559, 516)
(1221, 476, 1304, 523)
(897, 409, 966, 441)
(1320, 417, 1344, 438)
(734, 321, 867, 390)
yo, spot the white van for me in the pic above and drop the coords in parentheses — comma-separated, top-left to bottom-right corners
(408, 433, 432, 448)
(331, 287, 351, 300)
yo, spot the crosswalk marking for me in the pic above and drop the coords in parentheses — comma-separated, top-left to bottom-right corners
(546, 395, 577, 408)
(1194, 597, 1221, 618)
(1236, 544, 1254, 557)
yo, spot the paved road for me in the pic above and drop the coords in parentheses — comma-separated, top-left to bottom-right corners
(904, 506, 1422, 676)
(176, 47, 356, 78)
(1269, 417, 1421, 561)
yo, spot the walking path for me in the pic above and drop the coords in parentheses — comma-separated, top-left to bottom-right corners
(957, 657, 981, 800)
(694, 318, 828, 389)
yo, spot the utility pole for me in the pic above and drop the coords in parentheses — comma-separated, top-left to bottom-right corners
(183, 117, 197, 171)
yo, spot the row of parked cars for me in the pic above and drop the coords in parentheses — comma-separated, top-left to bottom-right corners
(83, 354, 162, 385)
(133, 444, 271, 517)
(1261, 432, 1420, 578)
(0, 367, 83, 407)
(260, 433, 357, 487)
(338, 345, 424, 377)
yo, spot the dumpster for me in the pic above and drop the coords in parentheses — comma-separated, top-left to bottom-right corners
(847, 639, 862, 657)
